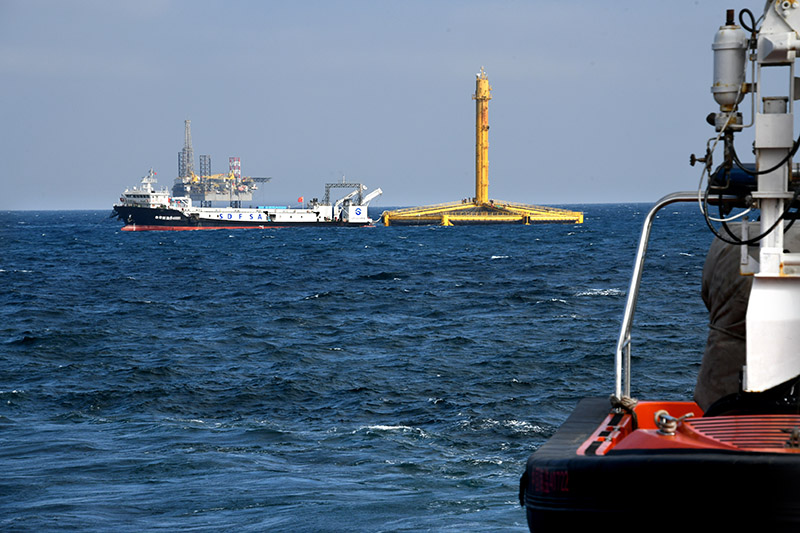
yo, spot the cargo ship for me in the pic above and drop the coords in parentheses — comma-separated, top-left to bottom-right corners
(112, 169, 382, 231)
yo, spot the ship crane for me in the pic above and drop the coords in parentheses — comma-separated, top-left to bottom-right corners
(361, 188, 383, 205)
(333, 189, 360, 219)
(323, 181, 367, 205)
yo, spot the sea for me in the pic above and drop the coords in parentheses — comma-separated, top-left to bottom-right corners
(0, 203, 713, 532)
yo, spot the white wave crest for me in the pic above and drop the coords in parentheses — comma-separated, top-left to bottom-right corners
(575, 288, 623, 297)
(360, 425, 430, 438)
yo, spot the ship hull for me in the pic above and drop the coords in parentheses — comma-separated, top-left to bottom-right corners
(113, 205, 371, 230)
(521, 397, 800, 530)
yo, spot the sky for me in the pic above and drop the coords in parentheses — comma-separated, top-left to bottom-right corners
(0, 0, 759, 210)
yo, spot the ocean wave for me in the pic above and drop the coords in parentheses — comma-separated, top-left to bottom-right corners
(303, 291, 332, 300)
(0, 205, 712, 531)
(358, 425, 431, 439)
(503, 419, 547, 434)
(359, 271, 403, 281)
(537, 298, 568, 304)
(574, 288, 624, 297)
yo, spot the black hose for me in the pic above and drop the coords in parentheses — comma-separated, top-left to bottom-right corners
(702, 183, 799, 246)
(739, 8, 757, 35)
(732, 133, 800, 176)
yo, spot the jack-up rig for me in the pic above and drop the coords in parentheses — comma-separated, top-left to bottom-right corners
(171, 120, 271, 208)
(381, 68, 583, 226)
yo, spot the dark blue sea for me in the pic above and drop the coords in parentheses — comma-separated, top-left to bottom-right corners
(0, 204, 712, 531)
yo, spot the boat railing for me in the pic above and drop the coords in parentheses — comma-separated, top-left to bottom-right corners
(614, 191, 739, 400)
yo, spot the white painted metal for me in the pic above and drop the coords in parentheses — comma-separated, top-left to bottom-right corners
(746, 277, 800, 391)
(361, 188, 383, 205)
(712, 20, 748, 108)
(743, 1, 800, 391)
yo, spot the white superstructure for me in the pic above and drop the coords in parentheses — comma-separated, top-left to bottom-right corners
(119, 169, 175, 208)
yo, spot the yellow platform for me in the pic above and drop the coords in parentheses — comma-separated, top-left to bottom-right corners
(382, 200, 583, 226)
(381, 68, 583, 227)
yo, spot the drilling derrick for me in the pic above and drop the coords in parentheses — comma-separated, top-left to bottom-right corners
(381, 69, 583, 226)
(178, 119, 195, 178)
(170, 121, 271, 206)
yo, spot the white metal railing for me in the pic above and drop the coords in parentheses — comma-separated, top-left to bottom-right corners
(614, 191, 739, 399)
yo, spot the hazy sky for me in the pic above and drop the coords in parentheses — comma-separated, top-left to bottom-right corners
(1, 0, 752, 210)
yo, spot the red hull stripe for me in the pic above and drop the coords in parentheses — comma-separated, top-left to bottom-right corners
(121, 225, 286, 231)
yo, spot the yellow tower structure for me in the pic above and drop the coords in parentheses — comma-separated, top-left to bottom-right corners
(381, 69, 583, 226)
(474, 67, 491, 205)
